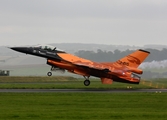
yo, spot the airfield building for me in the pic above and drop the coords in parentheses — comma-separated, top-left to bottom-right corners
(0, 70, 10, 76)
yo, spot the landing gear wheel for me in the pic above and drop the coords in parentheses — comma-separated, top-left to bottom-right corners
(47, 72, 52, 76)
(84, 80, 90, 86)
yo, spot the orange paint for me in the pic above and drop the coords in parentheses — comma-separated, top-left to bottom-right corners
(49, 49, 150, 84)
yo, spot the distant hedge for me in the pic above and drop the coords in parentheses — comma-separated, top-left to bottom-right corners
(75, 48, 167, 62)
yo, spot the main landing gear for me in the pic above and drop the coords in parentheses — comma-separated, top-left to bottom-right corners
(83, 76, 90, 86)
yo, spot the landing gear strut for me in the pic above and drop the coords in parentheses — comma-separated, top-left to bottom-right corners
(83, 76, 90, 86)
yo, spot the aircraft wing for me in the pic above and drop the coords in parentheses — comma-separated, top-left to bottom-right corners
(73, 61, 110, 72)
(56, 52, 111, 73)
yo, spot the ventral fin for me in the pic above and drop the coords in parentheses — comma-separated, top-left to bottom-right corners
(101, 78, 113, 84)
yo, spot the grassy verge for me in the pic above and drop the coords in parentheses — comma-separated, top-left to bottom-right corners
(0, 92, 166, 120)
(0, 76, 167, 89)
(0, 76, 77, 83)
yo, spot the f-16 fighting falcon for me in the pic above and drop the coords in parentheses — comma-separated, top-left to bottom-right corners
(10, 45, 150, 86)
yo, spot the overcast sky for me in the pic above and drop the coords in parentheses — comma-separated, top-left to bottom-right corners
(0, 0, 167, 46)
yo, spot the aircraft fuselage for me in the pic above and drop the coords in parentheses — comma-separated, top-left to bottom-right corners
(10, 45, 148, 86)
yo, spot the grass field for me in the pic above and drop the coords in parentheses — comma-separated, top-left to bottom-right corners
(0, 76, 167, 89)
(0, 77, 167, 120)
(0, 92, 167, 120)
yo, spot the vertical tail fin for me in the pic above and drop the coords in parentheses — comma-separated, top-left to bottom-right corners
(115, 49, 150, 68)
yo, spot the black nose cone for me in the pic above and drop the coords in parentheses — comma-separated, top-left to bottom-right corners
(10, 47, 29, 53)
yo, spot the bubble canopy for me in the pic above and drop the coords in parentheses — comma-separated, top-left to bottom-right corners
(34, 44, 64, 52)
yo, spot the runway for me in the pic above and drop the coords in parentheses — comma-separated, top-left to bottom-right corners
(0, 89, 166, 93)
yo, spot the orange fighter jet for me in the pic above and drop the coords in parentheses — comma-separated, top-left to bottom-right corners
(10, 45, 150, 86)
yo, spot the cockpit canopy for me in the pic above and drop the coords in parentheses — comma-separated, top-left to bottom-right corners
(37, 44, 55, 51)
(34, 44, 64, 52)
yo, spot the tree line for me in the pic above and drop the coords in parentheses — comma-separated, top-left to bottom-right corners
(75, 48, 167, 62)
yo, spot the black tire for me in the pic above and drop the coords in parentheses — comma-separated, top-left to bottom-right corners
(84, 80, 90, 86)
(47, 72, 52, 76)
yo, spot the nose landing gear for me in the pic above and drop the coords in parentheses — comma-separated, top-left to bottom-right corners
(47, 72, 52, 76)
(47, 66, 65, 77)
